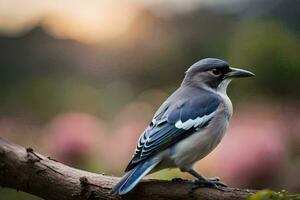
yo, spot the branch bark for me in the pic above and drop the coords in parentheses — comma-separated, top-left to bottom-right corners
(0, 137, 256, 200)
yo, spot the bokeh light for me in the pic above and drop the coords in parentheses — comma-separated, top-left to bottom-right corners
(0, 0, 299, 199)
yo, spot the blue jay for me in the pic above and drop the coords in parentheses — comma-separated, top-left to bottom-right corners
(112, 58, 255, 195)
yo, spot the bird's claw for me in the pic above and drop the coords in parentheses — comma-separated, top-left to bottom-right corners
(207, 177, 220, 182)
(192, 178, 227, 191)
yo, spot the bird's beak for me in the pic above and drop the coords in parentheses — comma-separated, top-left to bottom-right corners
(225, 67, 255, 78)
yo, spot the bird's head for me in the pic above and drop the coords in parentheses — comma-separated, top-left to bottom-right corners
(183, 58, 255, 92)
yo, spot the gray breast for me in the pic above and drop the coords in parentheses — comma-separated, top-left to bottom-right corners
(168, 102, 230, 169)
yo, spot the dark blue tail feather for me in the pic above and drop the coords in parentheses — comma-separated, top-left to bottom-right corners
(111, 158, 160, 195)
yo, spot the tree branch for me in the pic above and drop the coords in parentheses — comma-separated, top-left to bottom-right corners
(0, 137, 256, 200)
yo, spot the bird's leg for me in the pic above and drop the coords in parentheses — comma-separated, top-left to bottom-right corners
(187, 169, 227, 191)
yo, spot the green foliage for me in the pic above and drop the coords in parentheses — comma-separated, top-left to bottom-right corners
(228, 21, 300, 99)
(248, 190, 300, 200)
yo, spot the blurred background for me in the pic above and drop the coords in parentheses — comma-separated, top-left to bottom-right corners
(0, 0, 300, 199)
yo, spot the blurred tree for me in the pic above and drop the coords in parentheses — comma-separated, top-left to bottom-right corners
(228, 21, 300, 100)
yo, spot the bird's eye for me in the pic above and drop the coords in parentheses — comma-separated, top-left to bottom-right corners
(211, 69, 221, 76)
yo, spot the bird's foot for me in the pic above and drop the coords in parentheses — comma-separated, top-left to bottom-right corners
(192, 178, 227, 191)
(207, 177, 220, 182)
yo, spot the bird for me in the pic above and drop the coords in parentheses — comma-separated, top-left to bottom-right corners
(111, 58, 255, 195)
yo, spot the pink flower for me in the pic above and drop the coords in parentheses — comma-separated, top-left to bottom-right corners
(215, 105, 286, 188)
(43, 112, 105, 165)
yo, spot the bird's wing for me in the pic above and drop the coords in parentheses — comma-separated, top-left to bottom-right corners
(125, 93, 221, 172)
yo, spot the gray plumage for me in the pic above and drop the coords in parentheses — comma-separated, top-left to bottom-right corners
(112, 58, 254, 195)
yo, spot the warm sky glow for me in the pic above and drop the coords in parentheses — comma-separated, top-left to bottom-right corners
(0, 0, 142, 43)
(0, 0, 235, 43)
(43, 3, 139, 43)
